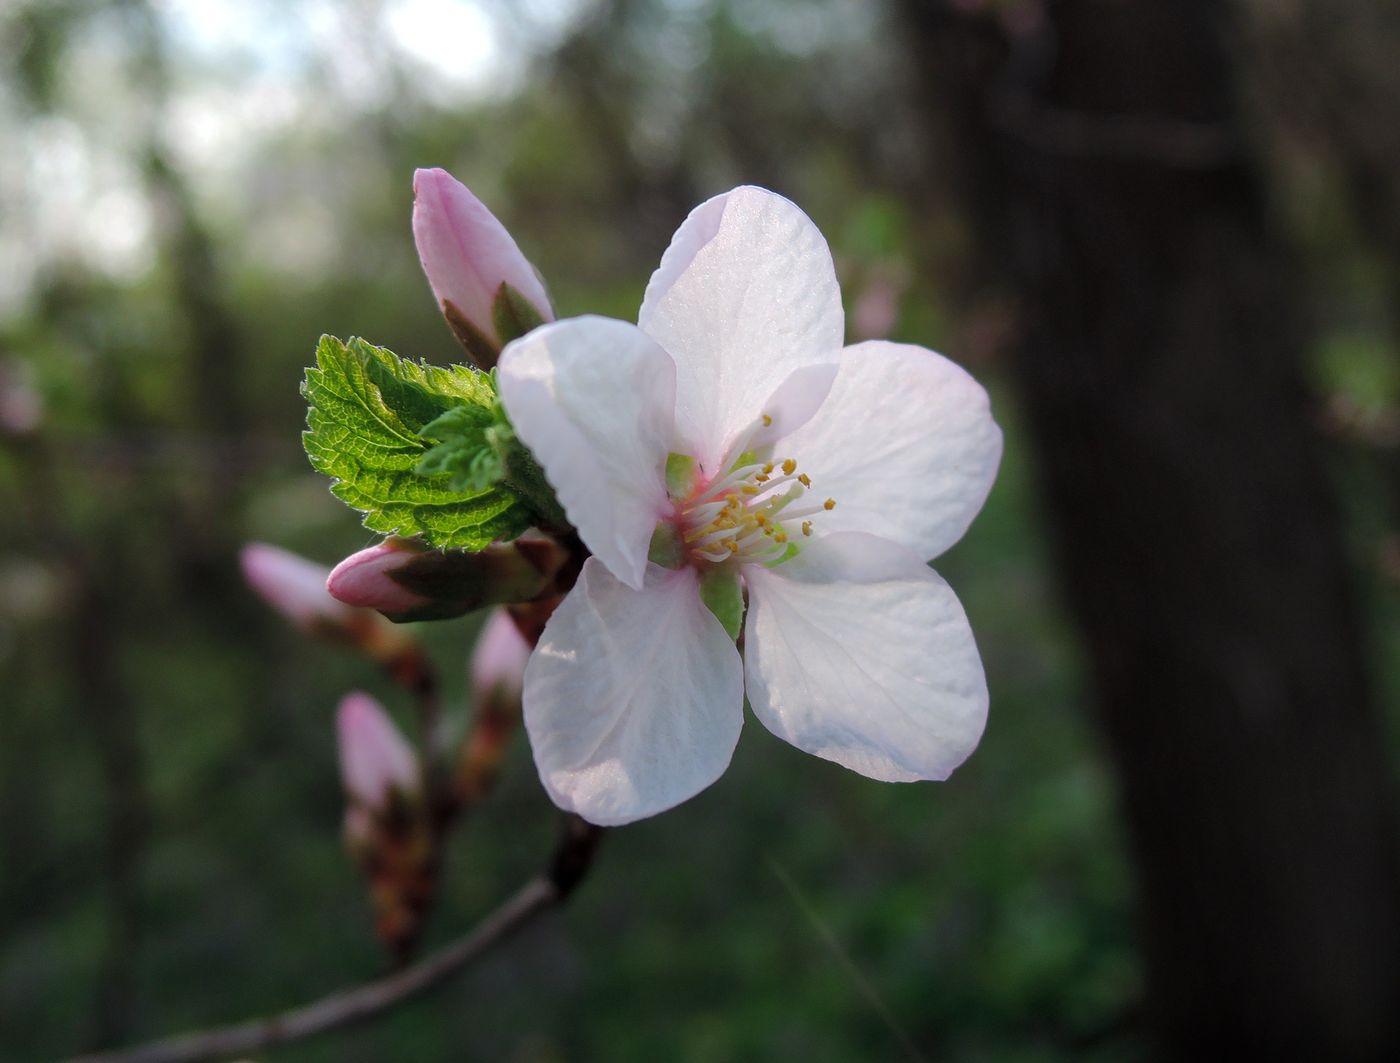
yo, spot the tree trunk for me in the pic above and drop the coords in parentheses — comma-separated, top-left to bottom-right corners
(897, 1, 1400, 1056)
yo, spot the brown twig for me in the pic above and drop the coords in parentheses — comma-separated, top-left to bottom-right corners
(66, 816, 603, 1063)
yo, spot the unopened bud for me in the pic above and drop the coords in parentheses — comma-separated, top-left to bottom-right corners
(336, 692, 419, 810)
(241, 542, 356, 633)
(241, 541, 434, 695)
(457, 608, 533, 804)
(326, 540, 433, 618)
(470, 608, 530, 707)
(0, 359, 42, 437)
(413, 167, 553, 367)
(328, 535, 569, 623)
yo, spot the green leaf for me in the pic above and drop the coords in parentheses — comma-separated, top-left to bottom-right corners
(416, 405, 508, 493)
(301, 335, 532, 550)
(698, 567, 744, 641)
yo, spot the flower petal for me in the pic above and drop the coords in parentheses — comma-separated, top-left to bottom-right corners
(523, 558, 744, 825)
(497, 317, 675, 590)
(638, 186, 844, 472)
(742, 532, 987, 782)
(741, 361, 839, 456)
(780, 341, 1002, 560)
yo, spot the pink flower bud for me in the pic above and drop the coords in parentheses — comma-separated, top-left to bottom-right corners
(412, 167, 553, 365)
(336, 692, 419, 808)
(343, 804, 375, 855)
(470, 608, 531, 706)
(0, 359, 42, 437)
(240, 542, 354, 632)
(326, 540, 432, 617)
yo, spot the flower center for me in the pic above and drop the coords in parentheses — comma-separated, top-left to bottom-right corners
(675, 452, 835, 567)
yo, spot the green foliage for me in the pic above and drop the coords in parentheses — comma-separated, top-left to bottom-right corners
(301, 336, 532, 550)
(416, 403, 509, 494)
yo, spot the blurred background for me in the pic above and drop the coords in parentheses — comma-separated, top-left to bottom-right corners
(4, 0, 1400, 1059)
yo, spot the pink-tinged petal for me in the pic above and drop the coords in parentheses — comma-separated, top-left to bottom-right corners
(336, 692, 419, 808)
(471, 607, 531, 705)
(743, 532, 988, 783)
(327, 540, 432, 616)
(497, 316, 675, 590)
(412, 167, 553, 349)
(638, 186, 844, 472)
(523, 558, 744, 825)
(240, 542, 353, 631)
(780, 341, 1002, 560)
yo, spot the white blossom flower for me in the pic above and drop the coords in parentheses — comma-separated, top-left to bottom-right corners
(496, 186, 1002, 825)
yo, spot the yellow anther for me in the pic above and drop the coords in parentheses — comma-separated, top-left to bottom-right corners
(741, 485, 760, 495)
(762, 463, 775, 474)
(782, 458, 797, 475)
(775, 529, 788, 543)
(755, 513, 769, 527)
(797, 473, 811, 487)
(823, 498, 836, 510)
(726, 540, 740, 554)
(755, 473, 769, 483)
(802, 521, 813, 536)
(762, 414, 773, 427)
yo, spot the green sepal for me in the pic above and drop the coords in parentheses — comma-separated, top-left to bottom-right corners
(379, 538, 568, 623)
(441, 299, 501, 369)
(764, 543, 801, 567)
(491, 282, 547, 347)
(698, 567, 744, 641)
(647, 523, 683, 569)
(301, 335, 533, 551)
(665, 452, 698, 498)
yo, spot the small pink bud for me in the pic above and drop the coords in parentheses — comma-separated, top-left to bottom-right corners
(336, 692, 419, 809)
(240, 542, 354, 632)
(852, 276, 901, 341)
(470, 608, 531, 706)
(327, 540, 432, 617)
(412, 167, 553, 365)
(0, 359, 42, 437)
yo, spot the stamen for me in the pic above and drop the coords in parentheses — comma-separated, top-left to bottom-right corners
(672, 448, 837, 567)
(703, 460, 766, 498)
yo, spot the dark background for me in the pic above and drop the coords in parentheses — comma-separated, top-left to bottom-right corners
(4, 1, 1400, 1059)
